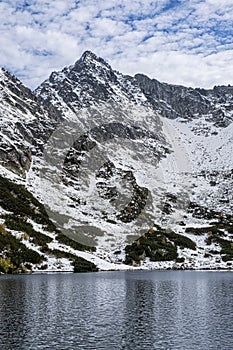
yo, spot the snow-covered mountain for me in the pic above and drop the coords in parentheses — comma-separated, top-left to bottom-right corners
(0, 51, 232, 273)
(0, 67, 59, 177)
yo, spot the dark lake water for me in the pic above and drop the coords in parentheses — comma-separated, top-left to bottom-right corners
(0, 271, 233, 350)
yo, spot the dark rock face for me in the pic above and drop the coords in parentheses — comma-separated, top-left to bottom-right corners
(35, 51, 150, 117)
(0, 140, 31, 176)
(135, 73, 233, 127)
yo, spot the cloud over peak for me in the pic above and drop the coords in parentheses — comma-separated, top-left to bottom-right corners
(0, 0, 232, 89)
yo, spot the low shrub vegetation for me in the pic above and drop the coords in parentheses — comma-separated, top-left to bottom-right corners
(73, 256, 98, 272)
(206, 234, 233, 262)
(0, 175, 57, 231)
(125, 227, 196, 265)
(4, 215, 53, 246)
(0, 176, 95, 259)
(185, 225, 227, 237)
(40, 246, 98, 272)
(0, 224, 44, 273)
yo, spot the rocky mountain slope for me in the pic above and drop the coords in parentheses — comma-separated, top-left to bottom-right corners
(135, 73, 233, 128)
(0, 68, 59, 176)
(0, 51, 232, 272)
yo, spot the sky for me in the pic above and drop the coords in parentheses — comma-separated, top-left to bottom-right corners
(0, 0, 232, 90)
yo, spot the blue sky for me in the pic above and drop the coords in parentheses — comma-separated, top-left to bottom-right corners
(0, 0, 232, 89)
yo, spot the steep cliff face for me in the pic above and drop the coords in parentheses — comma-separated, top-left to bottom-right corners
(135, 73, 233, 128)
(0, 52, 232, 271)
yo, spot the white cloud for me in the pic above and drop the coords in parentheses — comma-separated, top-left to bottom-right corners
(0, 0, 232, 89)
(111, 50, 233, 88)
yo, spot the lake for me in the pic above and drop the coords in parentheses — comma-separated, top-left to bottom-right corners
(0, 271, 233, 350)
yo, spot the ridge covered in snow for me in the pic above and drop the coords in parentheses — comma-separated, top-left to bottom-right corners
(0, 51, 232, 272)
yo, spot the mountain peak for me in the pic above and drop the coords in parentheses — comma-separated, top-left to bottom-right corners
(80, 50, 99, 61)
(75, 50, 111, 70)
